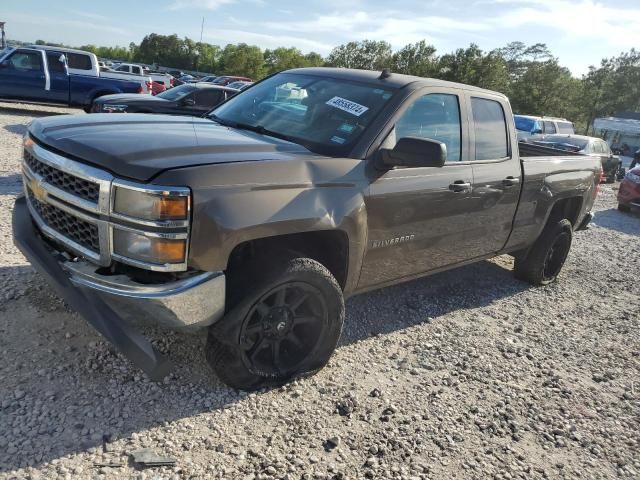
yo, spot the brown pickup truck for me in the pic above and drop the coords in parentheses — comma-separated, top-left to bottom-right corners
(13, 68, 601, 390)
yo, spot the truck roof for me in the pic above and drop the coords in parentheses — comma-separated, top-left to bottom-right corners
(28, 45, 97, 57)
(286, 67, 508, 98)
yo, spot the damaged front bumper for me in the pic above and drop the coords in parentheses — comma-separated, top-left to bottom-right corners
(12, 196, 226, 380)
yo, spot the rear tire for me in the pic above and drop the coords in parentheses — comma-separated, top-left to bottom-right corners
(206, 257, 344, 391)
(514, 219, 573, 286)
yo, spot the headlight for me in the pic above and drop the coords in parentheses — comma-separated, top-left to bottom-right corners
(113, 228, 186, 265)
(112, 182, 190, 223)
(102, 104, 128, 113)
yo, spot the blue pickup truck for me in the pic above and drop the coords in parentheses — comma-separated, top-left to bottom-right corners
(0, 47, 143, 110)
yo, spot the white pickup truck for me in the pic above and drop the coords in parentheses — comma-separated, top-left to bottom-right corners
(110, 63, 174, 88)
(29, 45, 152, 94)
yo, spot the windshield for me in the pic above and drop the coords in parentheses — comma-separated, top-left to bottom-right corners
(514, 116, 541, 133)
(157, 84, 196, 101)
(209, 72, 397, 156)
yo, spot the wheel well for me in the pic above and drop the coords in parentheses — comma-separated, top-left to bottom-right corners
(226, 231, 350, 290)
(90, 91, 114, 103)
(547, 197, 583, 228)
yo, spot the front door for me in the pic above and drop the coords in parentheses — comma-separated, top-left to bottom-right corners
(359, 90, 476, 288)
(0, 49, 46, 101)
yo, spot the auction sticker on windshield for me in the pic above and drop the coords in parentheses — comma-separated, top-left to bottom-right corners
(326, 97, 369, 117)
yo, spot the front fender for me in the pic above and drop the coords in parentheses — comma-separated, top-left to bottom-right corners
(153, 158, 369, 294)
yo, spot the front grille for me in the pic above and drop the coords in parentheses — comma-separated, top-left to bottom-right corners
(27, 187, 100, 253)
(24, 149, 100, 203)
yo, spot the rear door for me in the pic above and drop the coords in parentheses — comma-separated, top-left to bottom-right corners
(463, 95, 521, 258)
(43, 52, 70, 103)
(0, 49, 47, 100)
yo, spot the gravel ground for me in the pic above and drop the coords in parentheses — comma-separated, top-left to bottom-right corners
(0, 103, 638, 480)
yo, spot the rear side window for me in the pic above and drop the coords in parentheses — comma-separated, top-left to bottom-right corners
(556, 121, 574, 134)
(471, 97, 508, 160)
(543, 121, 557, 134)
(67, 53, 92, 70)
(195, 89, 223, 107)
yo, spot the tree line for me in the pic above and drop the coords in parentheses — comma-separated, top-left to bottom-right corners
(33, 34, 640, 132)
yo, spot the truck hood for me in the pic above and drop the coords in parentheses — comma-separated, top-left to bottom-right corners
(29, 114, 315, 182)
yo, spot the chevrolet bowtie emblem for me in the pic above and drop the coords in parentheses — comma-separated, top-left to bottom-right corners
(29, 177, 48, 203)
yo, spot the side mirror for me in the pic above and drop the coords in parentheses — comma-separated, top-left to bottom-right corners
(380, 137, 447, 169)
(532, 128, 543, 135)
(182, 97, 196, 107)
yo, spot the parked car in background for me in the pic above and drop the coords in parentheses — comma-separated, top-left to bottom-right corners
(514, 114, 575, 141)
(28, 45, 152, 94)
(111, 63, 174, 88)
(211, 75, 252, 86)
(199, 75, 218, 83)
(179, 74, 196, 83)
(226, 80, 253, 90)
(14, 67, 601, 390)
(91, 83, 236, 115)
(0, 47, 143, 110)
(151, 80, 167, 96)
(528, 134, 622, 183)
(168, 70, 184, 78)
(617, 166, 640, 212)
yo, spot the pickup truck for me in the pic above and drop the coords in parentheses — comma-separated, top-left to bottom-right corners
(0, 47, 144, 110)
(27, 45, 153, 95)
(109, 62, 174, 88)
(13, 68, 601, 390)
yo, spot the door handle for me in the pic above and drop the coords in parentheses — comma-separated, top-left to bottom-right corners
(449, 180, 472, 193)
(502, 176, 520, 187)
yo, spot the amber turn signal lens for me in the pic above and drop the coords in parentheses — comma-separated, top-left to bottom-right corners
(24, 137, 35, 148)
(152, 238, 186, 263)
(155, 196, 189, 220)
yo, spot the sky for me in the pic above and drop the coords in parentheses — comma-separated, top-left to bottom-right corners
(3, 0, 639, 76)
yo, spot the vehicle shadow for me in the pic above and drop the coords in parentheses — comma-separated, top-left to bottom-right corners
(593, 208, 640, 236)
(0, 173, 23, 196)
(0, 106, 68, 118)
(0, 258, 528, 473)
(3, 124, 28, 135)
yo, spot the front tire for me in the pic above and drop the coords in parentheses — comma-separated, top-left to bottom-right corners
(514, 219, 573, 286)
(206, 257, 344, 391)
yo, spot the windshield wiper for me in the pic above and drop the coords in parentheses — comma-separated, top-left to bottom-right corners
(208, 113, 231, 126)
(232, 122, 297, 144)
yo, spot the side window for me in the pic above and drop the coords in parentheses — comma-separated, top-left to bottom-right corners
(8, 51, 42, 71)
(471, 97, 508, 160)
(195, 89, 223, 107)
(133, 66, 141, 75)
(115, 64, 128, 72)
(66, 53, 92, 70)
(394, 93, 462, 162)
(557, 121, 574, 134)
(543, 121, 557, 134)
(46, 53, 66, 74)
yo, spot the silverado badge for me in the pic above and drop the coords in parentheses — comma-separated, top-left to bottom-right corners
(371, 234, 416, 249)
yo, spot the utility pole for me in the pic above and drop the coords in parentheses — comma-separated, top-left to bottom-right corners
(0, 22, 6, 49)
(200, 16, 204, 44)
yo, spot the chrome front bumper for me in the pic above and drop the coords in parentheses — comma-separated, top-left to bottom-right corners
(65, 260, 226, 331)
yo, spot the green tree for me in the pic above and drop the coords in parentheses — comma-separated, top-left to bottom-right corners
(436, 44, 509, 92)
(326, 40, 392, 70)
(391, 40, 437, 77)
(264, 47, 308, 75)
(218, 43, 264, 78)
